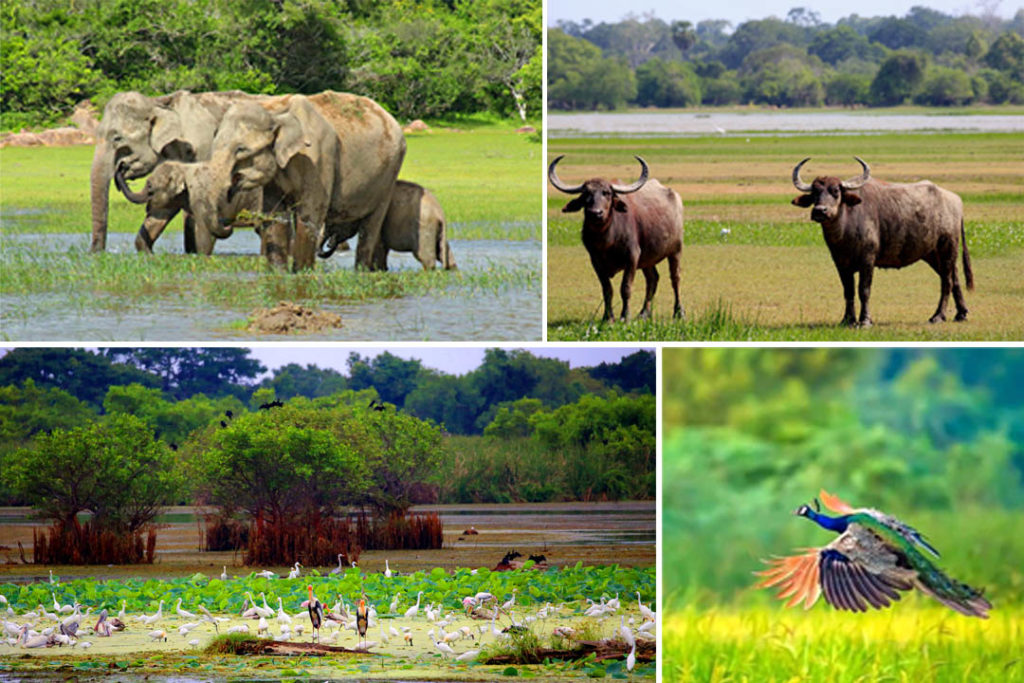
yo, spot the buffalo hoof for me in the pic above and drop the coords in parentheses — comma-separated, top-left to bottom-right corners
(841, 317, 857, 328)
(954, 312, 968, 322)
(858, 318, 873, 328)
(929, 313, 947, 324)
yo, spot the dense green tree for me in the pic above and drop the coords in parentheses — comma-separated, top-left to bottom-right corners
(870, 51, 927, 105)
(808, 25, 876, 65)
(347, 352, 423, 407)
(589, 350, 656, 394)
(740, 45, 825, 106)
(826, 72, 872, 105)
(483, 397, 545, 438)
(915, 65, 974, 105)
(7, 413, 182, 532)
(635, 58, 702, 107)
(548, 28, 637, 110)
(259, 363, 348, 400)
(869, 17, 927, 50)
(720, 18, 807, 69)
(103, 348, 265, 401)
(103, 383, 243, 448)
(0, 348, 160, 407)
(984, 31, 1024, 79)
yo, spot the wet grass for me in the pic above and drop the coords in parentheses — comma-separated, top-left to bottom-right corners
(663, 605, 1024, 682)
(547, 131, 1024, 341)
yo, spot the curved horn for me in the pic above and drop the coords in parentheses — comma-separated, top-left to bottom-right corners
(792, 157, 812, 192)
(547, 155, 584, 194)
(114, 167, 148, 204)
(841, 156, 871, 190)
(610, 156, 649, 194)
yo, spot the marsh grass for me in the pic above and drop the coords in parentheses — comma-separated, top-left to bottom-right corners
(547, 131, 1024, 340)
(204, 633, 261, 655)
(664, 605, 1024, 683)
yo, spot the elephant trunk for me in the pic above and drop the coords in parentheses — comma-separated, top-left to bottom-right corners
(89, 141, 113, 252)
(317, 233, 340, 259)
(114, 166, 149, 204)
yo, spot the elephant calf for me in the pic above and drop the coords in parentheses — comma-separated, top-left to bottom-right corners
(374, 180, 456, 271)
(119, 160, 261, 254)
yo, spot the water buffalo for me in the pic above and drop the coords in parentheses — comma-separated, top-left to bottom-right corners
(549, 155, 683, 322)
(791, 157, 973, 327)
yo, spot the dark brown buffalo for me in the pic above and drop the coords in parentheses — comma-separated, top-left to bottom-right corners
(791, 157, 973, 327)
(549, 155, 683, 322)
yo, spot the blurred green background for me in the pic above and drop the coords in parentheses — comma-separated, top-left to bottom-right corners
(663, 348, 1024, 610)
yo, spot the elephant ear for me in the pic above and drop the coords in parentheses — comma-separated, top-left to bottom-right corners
(150, 107, 196, 161)
(272, 97, 328, 170)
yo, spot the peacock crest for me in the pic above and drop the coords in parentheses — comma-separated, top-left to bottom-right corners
(756, 489, 992, 618)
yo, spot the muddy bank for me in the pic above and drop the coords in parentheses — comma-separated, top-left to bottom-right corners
(246, 301, 343, 334)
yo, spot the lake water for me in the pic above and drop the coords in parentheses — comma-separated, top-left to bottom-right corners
(549, 111, 1024, 137)
(0, 230, 542, 341)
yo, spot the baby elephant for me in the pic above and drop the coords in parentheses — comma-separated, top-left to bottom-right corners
(373, 180, 456, 271)
(118, 160, 259, 255)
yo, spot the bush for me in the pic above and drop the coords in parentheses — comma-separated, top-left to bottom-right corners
(635, 58, 702, 107)
(825, 72, 871, 106)
(915, 66, 974, 105)
(870, 52, 927, 105)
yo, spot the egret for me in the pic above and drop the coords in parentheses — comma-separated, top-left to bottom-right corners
(80, 641, 93, 649)
(430, 632, 455, 658)
(384, 559, 393, 578)
(256, 569, 277, 579)
(258, 593, 275, 618)
(501, 589, 517, 612)
(178, 622, 199, 636)
(306, 585, 324, 644)
(287, 562, 302, 580)
(188, 638, 199, 648)
(117, 600, 127, 621)
(175, 598, 197, 619)
(404, 591, 423, 619)
(139, 600, 164, 625)
(636, 592, 655, 622)
(53, 593, 73, 614)
(619, 615, 635, 648)
(220, 566, 228, 581)
(199, 605, 220, 632)
(389, 592, 401, 613)
(627, 641, 636, 672)
(276, 597, 292, 624)
(226, 624, 249, 634)
(608, 593, 620, 610)
(257, 616, 269, 636)
(456, 648, 480, 661)
(329, 554, 345, 575)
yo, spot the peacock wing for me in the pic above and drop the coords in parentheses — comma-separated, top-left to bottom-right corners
(755, 548, 822, 610)
(823, 525, 916, 612)
(819, 489, 855, 514)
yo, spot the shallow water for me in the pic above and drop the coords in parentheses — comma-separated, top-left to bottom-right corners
(0, 231, 541, 341)
(548, 111, 1024, 137)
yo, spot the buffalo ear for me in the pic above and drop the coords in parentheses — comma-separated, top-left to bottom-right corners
(792, 194, 814, 207)
(613, 197, 628, 212)
(561, 197, 584, 213)
(842, 192, 862, 206)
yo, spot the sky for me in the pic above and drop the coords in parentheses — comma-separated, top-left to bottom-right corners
(242, 346, 647, 378)
(547, 0, 1014, 27)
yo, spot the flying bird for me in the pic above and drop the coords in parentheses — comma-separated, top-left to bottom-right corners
(756, 489, 992, 618)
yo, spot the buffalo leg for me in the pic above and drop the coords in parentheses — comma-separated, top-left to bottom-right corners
(619, 264, 637, 322)
(923, 252, 951, 323)
(857, 266, 874, 327)
(951, 266, 969, 322)
(183, 213, 198, 254)
(598, 273, 615, 322)
(837, 267, 857, 326)
(667, 252, 683, 319)
(638, 266, 659, 319)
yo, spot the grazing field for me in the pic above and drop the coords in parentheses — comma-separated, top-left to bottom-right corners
(0, 122, 542, 340)
(547, 131, 1024, 340)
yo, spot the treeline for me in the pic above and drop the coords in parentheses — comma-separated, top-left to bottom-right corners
(1, 0, 541, 129)
(0, 347, 655, 502)
(662, 348, 1024, 603)
(550, 7, 1024, 109)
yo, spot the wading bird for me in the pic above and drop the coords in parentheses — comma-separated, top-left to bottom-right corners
(175, 598, 197, 619)
(306, 585, 324, 644)
(330, 554, 345, 575)
(220, 566, 228, 581)
(627, 641, 636, 672)
(404, 591, 423, 619)
(356, 598, 368, 648)
(756, 490, 992, 617)
(288, 562, 302, 579)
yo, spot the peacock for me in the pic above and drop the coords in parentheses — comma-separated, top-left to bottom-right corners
(756, 489, 991, 618)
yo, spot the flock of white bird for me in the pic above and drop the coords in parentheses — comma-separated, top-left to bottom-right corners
(0, 563, 656, 671)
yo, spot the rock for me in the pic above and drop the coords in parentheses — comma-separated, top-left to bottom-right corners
(247, 301, 343, 334)
(70, 100, 100, 136)
(403, 119, 430, 133)
(515, 125, 536, 134)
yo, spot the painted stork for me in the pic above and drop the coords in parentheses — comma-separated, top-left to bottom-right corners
(306, 585, 324, 644)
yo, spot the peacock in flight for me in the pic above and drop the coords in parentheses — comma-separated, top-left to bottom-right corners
(756, 489, 991, 618)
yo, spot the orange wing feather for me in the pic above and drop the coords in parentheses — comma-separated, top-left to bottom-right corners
(819, 489, 855, 514)
(755, 549, 822, 610)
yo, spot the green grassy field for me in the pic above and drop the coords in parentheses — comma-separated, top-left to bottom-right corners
(547, 131, 1024, 341)
(0, 123, 541, 338)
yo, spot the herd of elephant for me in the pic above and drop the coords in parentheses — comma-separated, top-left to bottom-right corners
(91, 89, 456, 272)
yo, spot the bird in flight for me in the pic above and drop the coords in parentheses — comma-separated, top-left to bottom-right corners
(756, 489, 991, 618)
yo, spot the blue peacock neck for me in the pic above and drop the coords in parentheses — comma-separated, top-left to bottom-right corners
(803, 509, 850, 533)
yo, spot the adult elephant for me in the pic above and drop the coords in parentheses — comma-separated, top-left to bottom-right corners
(90, 89, 259, 252)
(198, 91, 405, 271)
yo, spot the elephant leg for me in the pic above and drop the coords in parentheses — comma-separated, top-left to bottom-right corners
(193, 219, 216, 255)
(371, 239, 390, 272)
(263, 219, 290, 270)
(135, 208, 180, 253)
(353, 200, 392, 271)
(291, 214, 318, 272)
